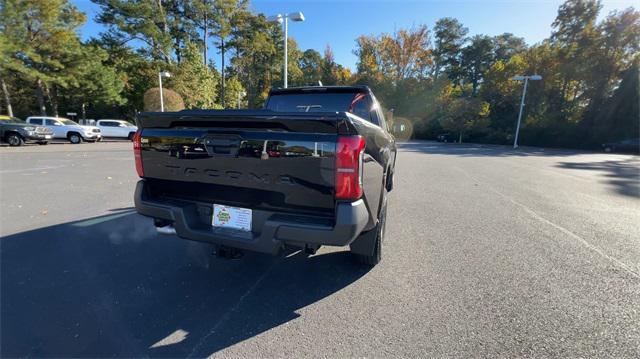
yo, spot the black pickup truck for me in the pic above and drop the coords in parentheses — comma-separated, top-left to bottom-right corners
(133, 86, 396, 265)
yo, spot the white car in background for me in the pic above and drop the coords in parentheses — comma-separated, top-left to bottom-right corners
(96, 119, 138, 140)
(25, 116, 102, 144)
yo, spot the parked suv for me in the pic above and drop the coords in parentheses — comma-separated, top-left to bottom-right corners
(0, 115, 53, 146)
(96, 119, 138, 140)
(26, 116, 102, 144)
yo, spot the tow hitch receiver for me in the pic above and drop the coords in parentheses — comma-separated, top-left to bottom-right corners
(213, 245, 244, 259)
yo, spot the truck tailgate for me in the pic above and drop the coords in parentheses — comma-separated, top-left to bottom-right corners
(137, 112, 346, 216)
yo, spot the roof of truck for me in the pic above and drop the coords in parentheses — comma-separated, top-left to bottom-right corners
(269, 85, 370, 95)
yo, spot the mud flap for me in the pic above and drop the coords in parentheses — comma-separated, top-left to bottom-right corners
(349, 225, 377, 256)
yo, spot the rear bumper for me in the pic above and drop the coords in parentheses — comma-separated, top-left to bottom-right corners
(134, 180, 369, 254)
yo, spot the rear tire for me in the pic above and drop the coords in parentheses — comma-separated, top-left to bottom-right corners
(6, 133, 23, 147)
(351, 195, 387, 266)
(68, 132, 82, 144)
(37, 141, 48, 145)
(128, 132, 135, 141)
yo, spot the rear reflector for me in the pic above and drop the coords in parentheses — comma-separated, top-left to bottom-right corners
(335, 135, 365, 200)
(133, 129, 144, 177)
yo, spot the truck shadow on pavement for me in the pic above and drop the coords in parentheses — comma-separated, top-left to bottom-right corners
(1, 211, 370, 357)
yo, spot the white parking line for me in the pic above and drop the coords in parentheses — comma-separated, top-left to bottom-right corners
(0, 165, 68, 174)
(455, 166, 640, 279)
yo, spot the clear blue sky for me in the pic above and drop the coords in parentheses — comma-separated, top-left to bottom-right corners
(71, 0, 637, 70)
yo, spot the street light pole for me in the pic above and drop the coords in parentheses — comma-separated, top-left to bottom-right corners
(158, 71, 171, 112)
(513, 77, 528, 149)
(237, 91, 246, 108)
(512, 75, 542, 149)
(283, 16, 288, 89)
(158, 72, 164, 112)
(267, 12, 305, 89)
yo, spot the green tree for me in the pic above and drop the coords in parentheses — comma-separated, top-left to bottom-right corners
(90, 35, 158, 117)
(585, 8, 640, 128)
(0, 33, 14, 116)
(551, 0, 602, 116)
(229, 13, 280, 107)
(378, 25, 432, 84)
(210, 0, 248, 106)
(321, 45, 352, 85)
(440, 96, 490, 143)
(92, 0, 178, 63)
(286, 38, 304, 86)
(222, 76, 247, 108)
(185, 0, 214, 63)
(172, 42, 220, 108)
(1, 0, 122, 116)
(595, 62, 639, 142)
(60, 44, 125, 118)
(460, 35, 495, 96)
(493, 33, 527, 62)
(480, 55, 529, 141)
(433, 17, 468, 80)
(353, 35, 384, 89)
(299, 49, 323, 85)
(1, 0, 84, 114)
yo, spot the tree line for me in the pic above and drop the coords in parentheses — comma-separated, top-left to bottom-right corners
(0, 0, 638, 149)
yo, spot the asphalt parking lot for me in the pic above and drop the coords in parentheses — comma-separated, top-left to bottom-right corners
(1, 141, 639, 357)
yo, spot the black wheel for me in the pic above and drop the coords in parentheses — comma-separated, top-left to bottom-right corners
(351, 195, 387, 266)
(67, 132, 82, 144)
(127, 132, 135, 141)
(6, 133, 24, 147)
(37, 141, 49, 145)
(386, 170, 394, 192)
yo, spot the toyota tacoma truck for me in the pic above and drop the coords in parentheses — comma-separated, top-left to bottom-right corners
(25, 116, 102, 144)
(133, 86, 396, 265)
(0, 115, 53, 146)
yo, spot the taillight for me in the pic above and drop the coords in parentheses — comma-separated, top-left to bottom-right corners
(133, 129, 144, 177)
(335, 135, 366, 200)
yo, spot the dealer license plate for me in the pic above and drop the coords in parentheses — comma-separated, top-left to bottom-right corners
(212, 204, 252, 231)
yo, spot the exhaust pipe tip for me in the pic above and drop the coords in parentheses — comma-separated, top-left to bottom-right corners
(156, 224, 176, 235)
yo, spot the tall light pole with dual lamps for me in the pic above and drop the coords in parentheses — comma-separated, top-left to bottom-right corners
(267, 12, 305, 89)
